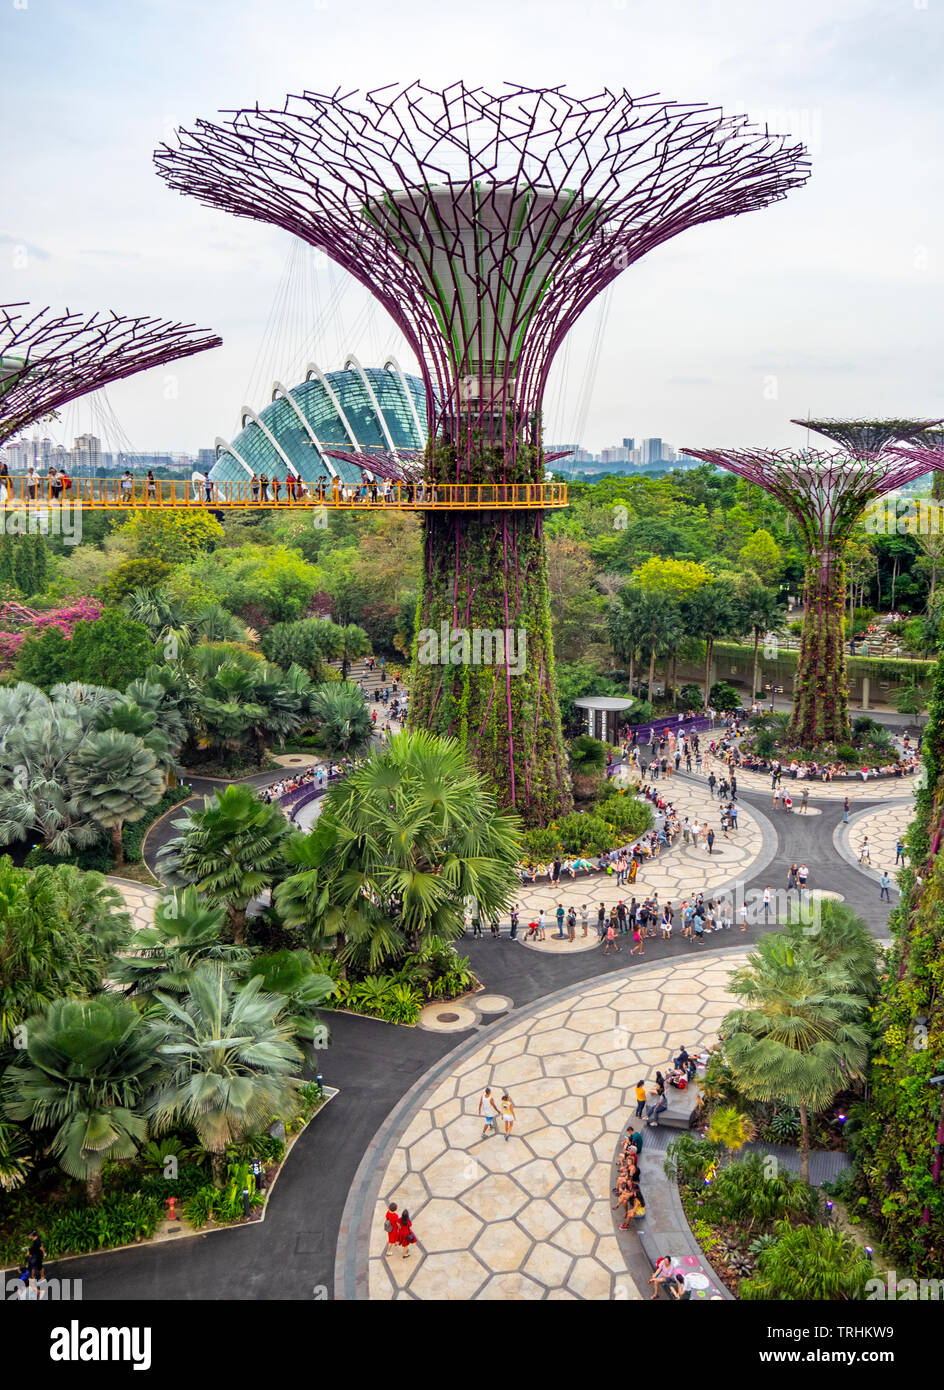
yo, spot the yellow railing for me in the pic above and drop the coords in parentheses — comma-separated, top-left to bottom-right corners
(0, 476, 568, 511)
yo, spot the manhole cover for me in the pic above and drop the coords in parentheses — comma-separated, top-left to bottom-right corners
(436, 1012, 460, 1022)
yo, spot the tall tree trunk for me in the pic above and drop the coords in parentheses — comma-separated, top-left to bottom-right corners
(410, 506, 572, 826)
(752, 627, 760, 704)
(648, 641, 656, 704)
(703, 639, 712, 706)
(211, 1149, 226, 1188)
(229, 905, 247, 946)
(628, 650, 635, 699)
(789, 548, 850, 746)
(86, 1167, 104, 1204)
(111, 822, 124, 865)
(799, 1103, 810, 1185)
(670, 649, 678, 706)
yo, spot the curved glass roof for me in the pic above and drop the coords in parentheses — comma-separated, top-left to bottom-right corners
(212, 361, 427, 488)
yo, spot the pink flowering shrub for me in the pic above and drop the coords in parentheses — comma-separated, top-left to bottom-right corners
(0, 597, 103, 671)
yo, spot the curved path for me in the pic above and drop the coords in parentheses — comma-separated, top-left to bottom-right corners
(24, 767, 914, 1300)
(340, 950, 751, 1301)
(834, 799, 913, 887)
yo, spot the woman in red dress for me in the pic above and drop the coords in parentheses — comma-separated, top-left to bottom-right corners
(397, 1210, 416, 1259)
(384, 1201, 400, 1256)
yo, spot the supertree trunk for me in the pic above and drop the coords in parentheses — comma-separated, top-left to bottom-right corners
(789, 547, 849, 745)
(410, 505, 571, 824)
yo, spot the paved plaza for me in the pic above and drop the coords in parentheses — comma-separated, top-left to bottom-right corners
(348, 951, 750, 1301)
(108, 878, 163, 932)
(836, 799, 913, 885)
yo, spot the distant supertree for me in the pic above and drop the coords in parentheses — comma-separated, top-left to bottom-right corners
(156, 83, 809, 819)
(685, 421, 942, 746)
(0, 303, 221, 447)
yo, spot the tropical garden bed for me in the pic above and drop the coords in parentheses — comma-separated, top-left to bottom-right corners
(0, 1082, 336, 1265)
(742, 711, 905, 769)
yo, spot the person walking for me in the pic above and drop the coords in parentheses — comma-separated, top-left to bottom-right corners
(604, 920, 620, 954)
(556, 903, 566, 938)
(478, 1087, 500, 1138)
(800, 787, 809, 814)
(706, 827, 715, 855)
(383, 1201, 401, 1256)
(537, 909, 546, 940)
(879, 870, 892, 901)
(472, 911, 482, 938)
(501, 1093, 516, 1140)
(630, 924, 644, 955)
(859, 836, 871, 865)
(397, 1210, 417, 1258)
(763, 886, 771, 924)
(597, 903, 607, 938)
(509, 905, 519, 940)
(567, 907, 577, 942)
(787, 862, 798, 892)
(843, 795, 850, 824)
(797, 863, 809, 891)
(580, 904, 589, 937)
(895, 839, 905, 866)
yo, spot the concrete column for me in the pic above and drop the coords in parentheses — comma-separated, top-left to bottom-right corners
(861, 676, 870, 711)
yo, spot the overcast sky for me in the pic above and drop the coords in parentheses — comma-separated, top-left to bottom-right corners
(2, 0, 941, 456)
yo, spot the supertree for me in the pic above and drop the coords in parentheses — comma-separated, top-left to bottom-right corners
(0, 303, 221, 447)
(154, 83, 809, 820)
(685, 419, 942, 746)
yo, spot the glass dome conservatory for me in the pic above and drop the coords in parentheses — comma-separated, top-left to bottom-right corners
(211, 355, 427, 488)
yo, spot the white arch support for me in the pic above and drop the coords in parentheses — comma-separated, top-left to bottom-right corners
(271, 381, 338, 479)
(239, 405, 300, 478)
(383, 355, 426, 444)
(344, 353, 399, 457)
(214, 436, 253, 478)
(304, 362, 363, 451)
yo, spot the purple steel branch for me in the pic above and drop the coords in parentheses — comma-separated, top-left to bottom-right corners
(0, 303, 221, 447)
(155, 83, 809, 477)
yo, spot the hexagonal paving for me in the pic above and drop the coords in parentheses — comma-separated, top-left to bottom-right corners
(837, 799, 914, 887)
(365, 950, 751, 1299)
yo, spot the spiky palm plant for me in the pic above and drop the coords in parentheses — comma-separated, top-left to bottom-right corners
(157, 785, 290, 943)
(724, 935, 870, 1182)
(147, 963, 303, 1182)
(70, 729, 164, 863)
(309, 681, 374, 755)
(112, 886, 251, 997)
(3, 996, 161, 1201)
(276, 729, 521, 966)
(740, 1220, 873, 1300)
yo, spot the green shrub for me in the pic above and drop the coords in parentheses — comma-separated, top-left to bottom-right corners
(754, 729, 776, 758)
(664, 1133, 722, 1188)
(552, 812, 611, 855)
(701, 1154, 818, 1231)
(379, 982, 422, 1025)
(522, 826, 560, 861)
(836, 744, 858, 763)
(596, 793, 653, 840)
(766, 1108, 801, 1142)
(740, 1220, 873, 1300)
(678, 683, 703, 708)
(183, 1186, 219, 1230)
(708, 681, 741, 712)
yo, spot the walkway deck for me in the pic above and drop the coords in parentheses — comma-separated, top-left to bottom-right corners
(1, 478, 568, 511)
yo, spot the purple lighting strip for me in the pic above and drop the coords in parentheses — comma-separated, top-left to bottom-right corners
(0, 303, 221, 447)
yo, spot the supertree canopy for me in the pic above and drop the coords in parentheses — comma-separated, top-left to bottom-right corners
(685, 423, 943, 747)
(155, 83, 809, 820)
(0, 302, 221, 447)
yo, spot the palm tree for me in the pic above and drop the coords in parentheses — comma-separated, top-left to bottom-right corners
(738, 584, 786, 704)
(3, 996, 161, 1201)
(783, 900, 881, 1003)
(723, 935, 870, 1182)
(111, 886, 251, 998)
(147, 963, 304, 1183)
(242, 949, 337, 1047)
(568, 734, 609, 800)
(686, 581, 738, 706)
(609, 600, 648, 698)
(0, 856, 129, 1048)
(124, 588, 195, 657)
(157, 785, 290, 944)
(333, 624, 371, 680)
(706, 1105, 756, 1163)
(616, 588, 682, 702)
(276, 730, 521, 965)
(309, 681, 374, 755)
(70, 729, 164, 864)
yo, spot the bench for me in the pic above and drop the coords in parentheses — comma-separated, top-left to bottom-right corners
(652, 1081, 700, 1131)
